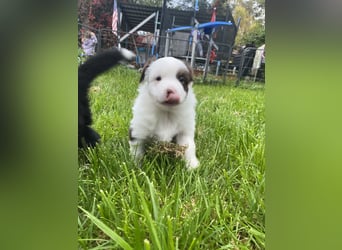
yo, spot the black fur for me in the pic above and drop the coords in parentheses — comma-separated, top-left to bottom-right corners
(78, 48, 133, 148)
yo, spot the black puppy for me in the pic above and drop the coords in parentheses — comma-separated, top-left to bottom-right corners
(78, 48, 135, 148)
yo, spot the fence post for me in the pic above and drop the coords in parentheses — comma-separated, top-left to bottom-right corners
(97, 29, 101, 52)
(165, 32, 170, 56)
(190, 25, 198, 69)
(203, 34, 213, 81)
(223, 45, 232, 84)
(236, 50, 245, 86)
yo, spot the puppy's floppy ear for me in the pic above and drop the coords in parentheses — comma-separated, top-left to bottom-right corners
(183, 61, 194, 82)
(140, 56, 156, 83)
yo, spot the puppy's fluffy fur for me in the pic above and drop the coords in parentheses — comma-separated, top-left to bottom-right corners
(129, 57, 199, 169)
(78, 48, 135, 147)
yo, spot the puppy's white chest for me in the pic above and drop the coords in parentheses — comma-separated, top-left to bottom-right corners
(154, 114, 179, 141)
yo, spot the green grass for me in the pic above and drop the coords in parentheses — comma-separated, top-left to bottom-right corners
(78, 66, 265, 249)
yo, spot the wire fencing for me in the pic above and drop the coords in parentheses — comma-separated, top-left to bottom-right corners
(78, 23, 265, 83)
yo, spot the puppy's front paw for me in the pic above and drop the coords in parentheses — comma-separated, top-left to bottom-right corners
(186, 157, 200, 170)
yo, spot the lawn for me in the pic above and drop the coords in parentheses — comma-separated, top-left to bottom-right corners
(78, 65, 265, 250)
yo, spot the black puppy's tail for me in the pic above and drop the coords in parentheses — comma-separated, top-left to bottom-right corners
(78, 48, 135, 148)
(78, 48, 135, 95)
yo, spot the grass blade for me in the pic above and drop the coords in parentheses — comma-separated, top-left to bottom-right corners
(132, 173, 162, 250)
(79, 207, 133, 250)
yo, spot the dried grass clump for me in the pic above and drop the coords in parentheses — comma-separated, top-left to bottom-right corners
(146, 140, 187, 158)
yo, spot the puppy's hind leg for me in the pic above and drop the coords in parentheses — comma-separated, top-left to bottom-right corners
(129, 128, 145, 166)
(129, 140, 145, 167)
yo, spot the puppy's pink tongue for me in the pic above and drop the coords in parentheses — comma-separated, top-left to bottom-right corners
(165, 89, 180, 104)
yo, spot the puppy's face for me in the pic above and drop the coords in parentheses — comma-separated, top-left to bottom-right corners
(140, 57, 193, 106)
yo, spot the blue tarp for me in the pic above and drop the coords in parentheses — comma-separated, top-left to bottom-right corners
(166, 21, 233, 33)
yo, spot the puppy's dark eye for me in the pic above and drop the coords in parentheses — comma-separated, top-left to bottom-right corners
(178, 76, 186, 84)
(156, 76, 162, 81)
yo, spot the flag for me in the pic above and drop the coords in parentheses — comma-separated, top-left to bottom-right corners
(210, 7, 216, 22)
(112, 0, 118, 35)
(211, 7, 217, 38)
(194, 0, 199, 12)
(204, 7, 217, 35)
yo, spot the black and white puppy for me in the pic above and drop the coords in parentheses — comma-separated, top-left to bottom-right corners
(129, 57, 199, 169)
(78, 48, 135, 148)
